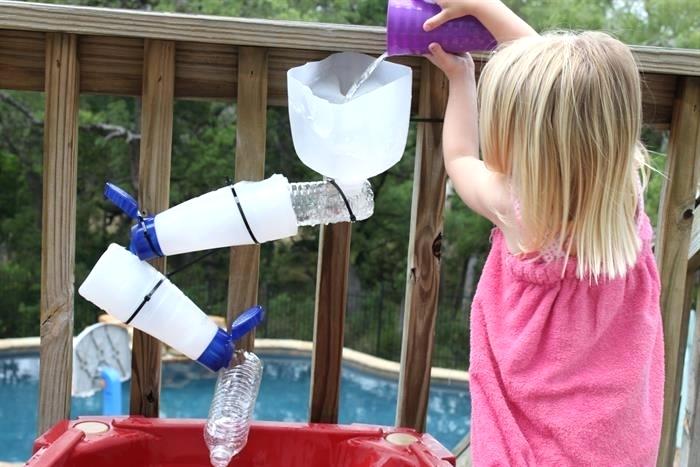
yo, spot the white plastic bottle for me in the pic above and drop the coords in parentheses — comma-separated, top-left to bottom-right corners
(204, 350, 263, 467)
(289, 179, 374, 226)
(105, 175, 375, 262)
(78, 243, 236, 372)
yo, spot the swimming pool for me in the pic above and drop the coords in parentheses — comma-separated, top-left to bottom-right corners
(0, 351, 470, 462)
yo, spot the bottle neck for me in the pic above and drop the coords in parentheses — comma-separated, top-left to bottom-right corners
(332, 179, 365, 197)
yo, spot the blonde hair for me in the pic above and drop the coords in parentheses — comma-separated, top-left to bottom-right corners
(478, 31, 647, 281)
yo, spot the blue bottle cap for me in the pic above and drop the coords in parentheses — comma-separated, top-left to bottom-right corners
(230, 305, 265, 342)
(128, 217, 164, 261)
(196, 328, 233, 372)
(104, 182, 164, 261)
(104, 183, 140, 220)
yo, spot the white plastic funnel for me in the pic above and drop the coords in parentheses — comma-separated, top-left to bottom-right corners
(287, 52, 412, 191)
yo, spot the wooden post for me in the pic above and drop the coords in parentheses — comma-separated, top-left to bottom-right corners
(657, 77, 700, 467)
(309, 222, 352, 423)
(396, 61, 449, 432)
(226, 46, 268, 351)
(38, 32, 79, 435)
(129, 39, 175, 417)
(681, 280, 700, 466)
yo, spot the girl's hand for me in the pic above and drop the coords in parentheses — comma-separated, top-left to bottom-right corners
(423, 0, 537, 43)
(423, 0, 476, 32)
(425, 43, 475, 82)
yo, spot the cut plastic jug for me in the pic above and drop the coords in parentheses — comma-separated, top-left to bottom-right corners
(105, 175, 375, 262)
(104, 175, 299, 261)
(287, 52, 412, 193)
(78, 243, 257, 372)
(386, 0, 496, 56)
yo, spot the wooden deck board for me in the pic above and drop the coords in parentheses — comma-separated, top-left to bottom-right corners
(0, 29, 677, 125)
(129, 39, 175, 417)
(226, 46, 269, 351)
(656, 77, 700, 467)
(396, 61, 448, 432)
(1, 1, 699, 77)
(38, 31, 79, 435)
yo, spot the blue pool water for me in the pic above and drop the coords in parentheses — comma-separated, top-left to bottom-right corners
(0, 351, 470, 462)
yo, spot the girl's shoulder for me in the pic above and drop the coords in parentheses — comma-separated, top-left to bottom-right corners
(496, 191, 654, 284)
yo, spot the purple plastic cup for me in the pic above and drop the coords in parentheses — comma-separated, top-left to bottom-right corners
(386, 0, 496, 56)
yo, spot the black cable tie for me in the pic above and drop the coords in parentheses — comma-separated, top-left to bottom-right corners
(167, 250, 218, 278)
(328, 179, 356, 222)
(230, 185, 259, 244)
(125, 278, 165, 325)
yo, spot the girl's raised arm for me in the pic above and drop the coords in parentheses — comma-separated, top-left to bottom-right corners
(425, 44, 509, 227)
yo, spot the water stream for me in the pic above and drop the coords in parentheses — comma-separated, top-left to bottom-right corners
(344, 52, 388, 101)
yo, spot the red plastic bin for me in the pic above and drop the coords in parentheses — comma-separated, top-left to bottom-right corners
(27, 417, 456, 466)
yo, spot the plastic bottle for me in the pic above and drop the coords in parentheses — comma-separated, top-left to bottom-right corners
(204, 350, 263, 467)
(103, 176, 299, 261)
(289, 179, 374, 226)
(78, 244, 235, 372)
(104, 175, 375, 262)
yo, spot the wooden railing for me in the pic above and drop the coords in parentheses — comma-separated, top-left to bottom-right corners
(1, 1, 700, 465)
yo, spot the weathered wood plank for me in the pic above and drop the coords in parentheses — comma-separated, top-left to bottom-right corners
(633, 46, 700, 77)
(129, 39, 174, 417)
(0, 29, 677, 125)
(0, 29, 45, 91)
(656, 77, 700, 467)
(680, 281, 700, 467)
(641, 72, 677, 128)
(0, 0, 387, 53)
(80, 35, 143, 96)
(38, 32, 79, 435)
(176, 42, 237, 100)
(0, 1, 699, 76)
(309, 222, 352, 423)
(396, 60, 449, 432)
(226, 46, 268, 352)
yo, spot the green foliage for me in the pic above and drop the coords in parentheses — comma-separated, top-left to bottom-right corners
(0, 0, 695, 369)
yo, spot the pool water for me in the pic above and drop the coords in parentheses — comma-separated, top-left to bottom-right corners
(0, 352, 470, 462)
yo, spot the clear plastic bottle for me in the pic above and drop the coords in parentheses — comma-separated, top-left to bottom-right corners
(204, 350, 263, 467)
(289, 180, 374, 226)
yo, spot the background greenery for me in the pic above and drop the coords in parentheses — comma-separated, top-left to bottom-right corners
(0, 0, 697, 368)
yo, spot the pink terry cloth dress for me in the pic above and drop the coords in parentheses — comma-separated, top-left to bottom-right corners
(469, 208, 664, 466)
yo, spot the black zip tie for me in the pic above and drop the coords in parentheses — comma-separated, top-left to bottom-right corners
(230, 185, 259, 244)
(125, 278, 164, 325)
(328, 179, 356, 222)
(167, 250, 218, 278)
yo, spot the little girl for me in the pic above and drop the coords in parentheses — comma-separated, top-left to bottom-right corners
(424, 1, 664, 465)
